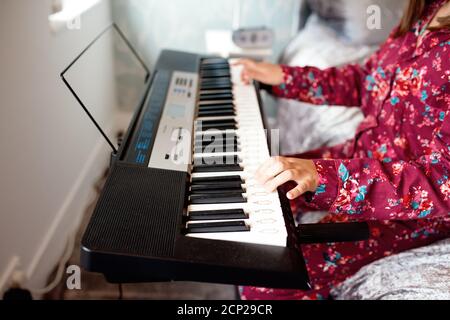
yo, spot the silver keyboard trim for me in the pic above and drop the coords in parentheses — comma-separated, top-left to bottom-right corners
(148, 71, 198, 172)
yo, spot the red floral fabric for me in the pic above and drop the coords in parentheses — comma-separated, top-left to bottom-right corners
(243, 0, 450, 300)
(273, 0, 450, 221)
(241, 217, 450, 300)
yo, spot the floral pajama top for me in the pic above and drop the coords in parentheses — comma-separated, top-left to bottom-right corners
(273, 0, 450, 222)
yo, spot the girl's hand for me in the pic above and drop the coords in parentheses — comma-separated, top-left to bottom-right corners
(233, 59, 285, 86)
(255, 157, 319, 200)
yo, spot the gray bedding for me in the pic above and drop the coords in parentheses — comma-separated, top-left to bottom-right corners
(331, 239, 450, 300)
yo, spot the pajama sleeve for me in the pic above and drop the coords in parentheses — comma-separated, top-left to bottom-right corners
(305, 108, 450, 221)
(272, 51, 378, 107)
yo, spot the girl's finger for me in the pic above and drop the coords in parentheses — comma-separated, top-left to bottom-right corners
(241, 72, 251, 84)
(263, 169, 295, 192)
(255, 158, 276, 182)
(256, 159, 285, 185)
(287, 181, 308, 200)
(232, 59, 248, 66)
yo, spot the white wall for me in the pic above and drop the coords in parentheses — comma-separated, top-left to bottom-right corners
(0, 0, 117, 294)
(111, 0, 300, 110)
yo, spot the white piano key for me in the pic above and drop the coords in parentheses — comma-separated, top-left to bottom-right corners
(187, 208, 285, 225)
(186, 61, 287, 247)
(194, 151, 241, 158)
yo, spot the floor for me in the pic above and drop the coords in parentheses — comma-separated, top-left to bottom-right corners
(47, 169, 238, 300)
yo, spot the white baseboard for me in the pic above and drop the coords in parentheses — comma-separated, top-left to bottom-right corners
(0, 112, 131, 296)
(22, 123, 115, 293)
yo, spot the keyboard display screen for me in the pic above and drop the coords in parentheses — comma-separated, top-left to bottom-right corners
(127, 71, 171, 165)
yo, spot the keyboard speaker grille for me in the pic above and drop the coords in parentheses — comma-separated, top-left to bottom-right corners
(82, 163, 187, 258)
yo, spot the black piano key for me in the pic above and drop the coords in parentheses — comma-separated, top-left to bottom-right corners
(200, 75, 229, 81)
(192, 163, 243, 173)
(191, 183, 243, 192)
(201, 74, 231, 80)
(194, 137, 240, 149)
(190, 186, 245, 195)
(200, 67, 230, 73)
(199, 96, 233, 102)
(198, 104, 236, 113)
(200, 71, 230, 77)
(201, 78, 231, 85)
(189, 209, 248, 221)
(189, 193, 247, 205)
(191, 175, 243, 185)
(196, 140, 239, 149)
(199, 93, 234, 101)
(201, 61, 229, 66)
(201, 83, 232, 89)
(202, 68, 230, 72)
(196, 119, 236, 127)
(197, 118, 236, 125)
(197, 121, 237, 129)
(186, 221, 250, 233)
(201, 62, 229, 69)
(202, 66, 230, 71)
(200, 87, 233, 92)
(198, 105, 236, 113)
(191, 176, 245, 191)
(201, 75, 231, 81)
(201, 71, 231, 78)
(202, 133, 239, 140)
(196, 124, 236, 131)
(200, 84, 232, 90)
(201, 84, 232, 90)
(196, 132, 237, 139)
(199, 131, 237, 140)
(198, 110, 234, 116)
(201, 67, 230, 72)
(201, 62, 229, 66)
(198, 103, 234, 110)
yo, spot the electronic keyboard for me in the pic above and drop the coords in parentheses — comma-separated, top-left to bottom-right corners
(79, 49, 369, 289)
